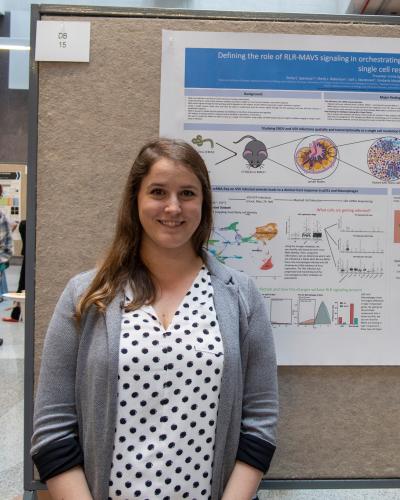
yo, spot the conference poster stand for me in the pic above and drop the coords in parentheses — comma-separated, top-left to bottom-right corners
(24, 4, 400, 497)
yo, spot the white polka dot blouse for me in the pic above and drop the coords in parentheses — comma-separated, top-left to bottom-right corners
(108, 266, 224, 500)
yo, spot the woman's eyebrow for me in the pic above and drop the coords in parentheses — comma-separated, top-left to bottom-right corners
(180, 184, 200, 190)
(146, 182, 199, 189)
(147, 182, 166, 187)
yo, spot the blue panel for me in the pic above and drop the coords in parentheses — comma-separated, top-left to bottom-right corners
(185, 48, 400, 92)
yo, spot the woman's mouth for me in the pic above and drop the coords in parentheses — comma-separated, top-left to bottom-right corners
(158, 220, 184, 227)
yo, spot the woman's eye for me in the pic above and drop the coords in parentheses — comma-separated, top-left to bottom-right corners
(150, 188, 164, 196)
(181, 190, 195, 197)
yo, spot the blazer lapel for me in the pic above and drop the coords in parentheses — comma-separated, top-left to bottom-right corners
(95, 291, 124, 499)
(210, 274, 240, 498)
(105, 291, 124, 374)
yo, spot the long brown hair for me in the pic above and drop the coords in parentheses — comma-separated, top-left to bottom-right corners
(75, 138, 213, 321)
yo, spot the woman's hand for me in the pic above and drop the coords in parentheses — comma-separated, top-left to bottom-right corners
(46, 466, 93, 500)
(221, 460, 263, 500)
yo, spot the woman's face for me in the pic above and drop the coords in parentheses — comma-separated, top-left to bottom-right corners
(137, 158, 203, 255)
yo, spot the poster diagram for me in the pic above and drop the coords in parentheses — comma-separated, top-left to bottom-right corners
(271, 298, 332, 327)
(295, 136, 338, 178)
(324, 217, 385, 282)
(298, 299, 331, 326)
(209, 220, 278, 272)
(286, 217, 322, 242)
(160, 30, 400, 364)
(189, 133, 400, 186)
(271, 297, 360, 326)
(269, 295, 360, 328)
(270, 298, 292, 325)
(367, 137, 400, 182)
(333, 300, 359, 326)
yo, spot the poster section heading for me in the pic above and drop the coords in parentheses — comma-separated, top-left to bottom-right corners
(185, 48, 400, 93)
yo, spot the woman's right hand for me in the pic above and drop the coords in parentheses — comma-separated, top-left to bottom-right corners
(46, 466, 93, 500)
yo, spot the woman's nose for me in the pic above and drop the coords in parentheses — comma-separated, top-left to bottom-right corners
(165, 195, 182, 213)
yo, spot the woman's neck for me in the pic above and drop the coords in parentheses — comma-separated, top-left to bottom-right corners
(140, 243, 203, 288)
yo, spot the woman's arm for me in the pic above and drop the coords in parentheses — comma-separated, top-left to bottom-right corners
(221, 461, 263, 500)
(31, 277, 85, 483)
(46, 466, 93, 500)
(226, 276, 278, 497)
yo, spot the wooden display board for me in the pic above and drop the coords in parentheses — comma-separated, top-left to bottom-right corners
(25, 5, 400, 493)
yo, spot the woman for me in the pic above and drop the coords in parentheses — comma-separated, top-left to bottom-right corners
(0, 184, 13, 297)
(31, 138, 278, 500)
(0, 184, 13, 345)
(2, 219, 25, 322)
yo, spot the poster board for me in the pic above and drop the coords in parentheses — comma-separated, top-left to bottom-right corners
(159, 30, 400, 366)
(26, 5, 400, 492)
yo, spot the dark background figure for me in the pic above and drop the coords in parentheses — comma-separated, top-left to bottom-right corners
(3, 219, 25, 322)
(16, 219, 25, 292)
(0, 184, 13, 342)
(0, 183, 13, 294)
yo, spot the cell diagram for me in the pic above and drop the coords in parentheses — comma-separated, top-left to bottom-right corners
(294, 135, 338, 179)
(367, 136, 400, 182)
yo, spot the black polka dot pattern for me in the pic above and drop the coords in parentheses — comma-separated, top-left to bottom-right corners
(109, 267, 223, 499)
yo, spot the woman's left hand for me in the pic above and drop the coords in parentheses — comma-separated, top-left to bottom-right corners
(221, 460, 263, 500)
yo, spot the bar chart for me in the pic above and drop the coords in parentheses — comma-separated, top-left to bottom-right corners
(334, 300, 359, 327)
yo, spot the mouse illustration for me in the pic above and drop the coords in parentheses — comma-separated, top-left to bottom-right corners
(233, 135, 268, 168)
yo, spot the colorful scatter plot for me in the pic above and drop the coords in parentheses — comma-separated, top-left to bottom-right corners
(367, 137, 400, 182)
(295, 135, 338, 178)
(209, 221, 278, 270)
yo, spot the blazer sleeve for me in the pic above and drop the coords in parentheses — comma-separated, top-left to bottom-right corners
(30, 277, 84, 481)
(236, 277, 279, 474)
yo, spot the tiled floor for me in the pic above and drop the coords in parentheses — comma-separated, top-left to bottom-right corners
(0, 264, 24, 500)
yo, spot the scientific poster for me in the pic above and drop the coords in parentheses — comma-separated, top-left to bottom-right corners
(160, 30, 400, 365)
(0, 171, 22, 224)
